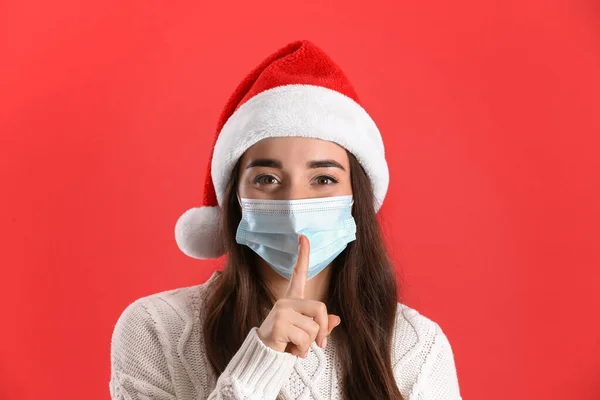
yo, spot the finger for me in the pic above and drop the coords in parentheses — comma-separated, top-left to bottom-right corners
(286, 343, 309, 358)
(317, 315, 340, 350)
(287, 299, 329, 348)
(284, 235, 310, 299)
(288, 311, 320, 343)
(285, 342, 303, 357)
(285, 324, 312, 356)
(289, 316, 339, 354)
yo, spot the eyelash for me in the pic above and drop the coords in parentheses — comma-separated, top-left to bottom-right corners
(254, 175, 280, 185)
(253, 174, 339, 185)
(314, 175, 338, 185)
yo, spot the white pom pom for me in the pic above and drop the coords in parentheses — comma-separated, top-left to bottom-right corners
(174, 206, 225, 259)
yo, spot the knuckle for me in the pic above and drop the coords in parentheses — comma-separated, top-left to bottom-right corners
(316, 301, 327, 315)
(277, 298, 291, 308)
(272, 310, 284, 322)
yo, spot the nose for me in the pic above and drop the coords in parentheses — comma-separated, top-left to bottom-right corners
(279, 180, 314, 201)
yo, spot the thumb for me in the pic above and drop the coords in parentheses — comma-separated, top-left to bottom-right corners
(327, 314, 341, 335)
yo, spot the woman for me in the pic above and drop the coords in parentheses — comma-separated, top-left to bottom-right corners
(110, 40, 462, 400)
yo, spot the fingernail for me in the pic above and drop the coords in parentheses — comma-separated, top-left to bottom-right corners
(302, 351, 308, 358)
(321, 337, 327, 348)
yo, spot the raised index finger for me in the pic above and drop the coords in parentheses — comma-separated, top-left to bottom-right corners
(285, 235, 309, 299)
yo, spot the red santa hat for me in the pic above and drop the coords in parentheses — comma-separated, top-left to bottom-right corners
(175, 39, 389, 259)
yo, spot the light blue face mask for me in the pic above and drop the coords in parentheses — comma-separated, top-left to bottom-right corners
(235, 195, 357, 280)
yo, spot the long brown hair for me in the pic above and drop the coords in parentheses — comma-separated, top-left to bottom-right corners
(203, 151, 404, 400)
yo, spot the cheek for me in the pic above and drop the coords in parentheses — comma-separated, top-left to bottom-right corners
(237, 176, 271, 200)
(237, 181, 251, 198)
(341, 180, 353, 195)
(330, 176, 353, 196)
(237, 172, 251, 197)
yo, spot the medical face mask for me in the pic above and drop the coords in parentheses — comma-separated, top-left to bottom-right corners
(235, 195, 357, 280)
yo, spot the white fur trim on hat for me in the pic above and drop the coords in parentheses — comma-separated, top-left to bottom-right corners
(174, 206, 225, 259)
(212, 84, 389, 210)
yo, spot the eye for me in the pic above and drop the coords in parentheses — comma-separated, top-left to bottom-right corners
(314, 175, 338, 185)
(254, 174, 280, 185)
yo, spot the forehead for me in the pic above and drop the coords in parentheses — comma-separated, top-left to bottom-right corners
(240, 137, 349, 164)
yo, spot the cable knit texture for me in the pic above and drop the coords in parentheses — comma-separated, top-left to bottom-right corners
(110, 273, 462, 399)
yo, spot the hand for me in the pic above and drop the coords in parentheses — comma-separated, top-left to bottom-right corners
(257, 235, 341, 357)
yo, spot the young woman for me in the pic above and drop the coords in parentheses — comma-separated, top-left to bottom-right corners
(110, 40, 462, 400)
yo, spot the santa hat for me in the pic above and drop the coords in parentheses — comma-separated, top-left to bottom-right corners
(175, 39, 389, 259)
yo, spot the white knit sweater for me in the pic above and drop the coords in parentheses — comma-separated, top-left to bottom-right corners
(109, 273, 462, 400)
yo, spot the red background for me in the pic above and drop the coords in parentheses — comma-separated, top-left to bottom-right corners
(1, 0, 599, 399)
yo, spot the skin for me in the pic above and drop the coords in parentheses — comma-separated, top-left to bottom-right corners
(237, 137, 352, 356)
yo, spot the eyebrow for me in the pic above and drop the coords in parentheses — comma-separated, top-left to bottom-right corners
(245, 158, 346, 171)
(307, 160, 346, 171)
(245, 159, 282, 169)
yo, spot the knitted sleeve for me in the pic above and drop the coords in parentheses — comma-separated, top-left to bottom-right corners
(207, 327, 297, 400)
(109, 299, 177, 400)
(411, 324, 462, 400)
(110, 298, 297, 400)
